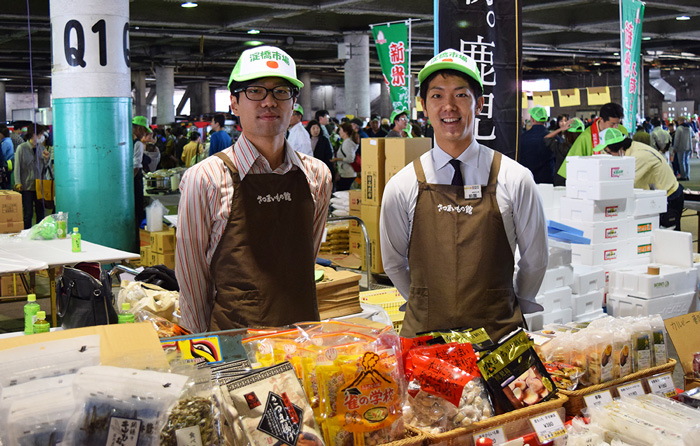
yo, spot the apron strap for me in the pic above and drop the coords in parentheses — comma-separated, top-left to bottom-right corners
(487, 151, 502, 186)
(214, 152, 241, 183)
(412, 157, 428, 183)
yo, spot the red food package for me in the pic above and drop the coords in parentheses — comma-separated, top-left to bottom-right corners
(407, 354, 476, 407)
(400, 335, 433, 378)
(406, 342, 480, 377)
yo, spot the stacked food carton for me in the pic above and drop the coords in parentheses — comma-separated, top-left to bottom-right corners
(570, 265, 606, 322)
(608, 230, 699, 319)
(524, 242, 574, 331)
(627, 189, 666, 264)
(559, 156, 636, 268)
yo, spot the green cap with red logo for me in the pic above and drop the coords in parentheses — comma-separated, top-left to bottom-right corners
(228, 45, 303, 89)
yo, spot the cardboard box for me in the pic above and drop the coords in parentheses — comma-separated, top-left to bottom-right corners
(349, 189, 362, 213)
(139, 229, 151, 247)
(665, 311, 700, 390)
(360, 204, 383, 273)
(140, 245, 152, 267)
(1, 274, 29, 297)
(149, 228, 175, 253)
(153, 252, 175, 269)
(0, 220, 24, 234)
(361, 138, 386, 206)
(350, 231, 366, 270)
(0, 190, 22, 224)
(384, 138, 431, 184)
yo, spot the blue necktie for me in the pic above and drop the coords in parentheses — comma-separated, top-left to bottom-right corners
(449, 159, 463, 186)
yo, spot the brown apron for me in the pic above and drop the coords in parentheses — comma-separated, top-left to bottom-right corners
(208, 152, 319, 330)
(401, 151, 523, 341)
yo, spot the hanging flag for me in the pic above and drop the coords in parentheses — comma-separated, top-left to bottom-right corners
(620, 0, 645, 131)
(436, 0, 522, 159)
(371, 22, 409, 112)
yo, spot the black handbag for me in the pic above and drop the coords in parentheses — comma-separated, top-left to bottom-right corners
(56, 262, 119, 329)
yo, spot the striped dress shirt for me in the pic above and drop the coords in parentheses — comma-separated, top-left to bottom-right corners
(175, 134, 332, 333)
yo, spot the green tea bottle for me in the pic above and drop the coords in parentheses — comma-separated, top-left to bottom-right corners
(24, 293, 41, 335)
(118, 302, 135, 324)
(71, 227, 81, 252)
(33, 311, 50, 334)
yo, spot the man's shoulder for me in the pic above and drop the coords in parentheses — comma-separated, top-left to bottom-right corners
(297, 151, 332, 183)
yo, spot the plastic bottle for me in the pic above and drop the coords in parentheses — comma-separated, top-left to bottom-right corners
(71, 227, 81, 252)
(118, 302, 135, 324)
(24, 293, 41, 335)
(32, 311, 50, 334)
(56, 211, 67, 239)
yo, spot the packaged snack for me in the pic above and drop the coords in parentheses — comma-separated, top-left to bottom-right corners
(543, 362, 583, 390)
(630, 317, 653, 372)
(416, 327, 495, 352)
(477, 329, 556, 413)
(649, 314, 668, 367)
(613, 324, 633, 380)
(583, 329, 614, 386)
(6, 386, 76, 446)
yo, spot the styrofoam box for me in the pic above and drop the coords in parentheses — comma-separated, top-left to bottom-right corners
(539, 265, 574, 292)
(608, 264, 698, 299)
(553, 186, 567, 209)
(560, 217, 631, 244)
(607, 291, 698, 320)
(536, 286, 573, 311)
(542, 307, 573, 326)
(653, 229, 693, 268)
(537, 183, 554, 208)
(633, 189, 667, 216)
(524, 312, 544, 331)
(548, 241, 572, 268)
(571, 289, 604, 316)
(572, 265, 606, 294)
(572, 242, 621, 267)
(560, 197, 630, 223)
(544, 207, 560, 222)
(631, 214, 660, 238)
(565, 180, 635, 201)
(573, 308, 607, 322)
(566, 155, 636, 182)
(624, 236, 653, 265)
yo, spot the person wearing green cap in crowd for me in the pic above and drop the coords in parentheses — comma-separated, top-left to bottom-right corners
(544, 117, 584, 186)
(287, 102, 313, 156)
(596, 127, 683, 231)
(175, 45, 332, 333)
(386, 109, 408, 137)
(380, 49, 548, 341)
(558, 102, 628, 178)
(518, 106, 554, 184)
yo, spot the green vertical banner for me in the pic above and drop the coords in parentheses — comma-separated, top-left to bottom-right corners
(620, 0, 645, 131)
(371, 22, 409, 111)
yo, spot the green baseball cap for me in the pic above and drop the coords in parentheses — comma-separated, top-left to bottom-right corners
(293, 103, 303, 115)
(132, 115, 152, 132)
(593, 127, 626, 153)
(228, 45, 303, 89)
(567, 117, 584, 133)
(528, 106, 548, 123)
(390, 109, 408, 124)
(418, 49, 483, 90)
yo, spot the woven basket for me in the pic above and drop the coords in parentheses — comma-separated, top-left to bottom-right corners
(379, 426, 430, 446)
(411, 393, 568, 445)
(560, 358, 676, 416)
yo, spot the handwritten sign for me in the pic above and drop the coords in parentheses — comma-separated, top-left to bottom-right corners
(617, 380, 645, 398)
(583, 389, 613, 408)
(530, 411, 566, 443)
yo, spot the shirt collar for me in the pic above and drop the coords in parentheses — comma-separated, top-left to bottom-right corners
(432, 138, 481, 171)
(233, 134, 305, 181)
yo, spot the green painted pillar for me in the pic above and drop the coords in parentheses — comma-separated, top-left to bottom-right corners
(50, 0, 134, 252)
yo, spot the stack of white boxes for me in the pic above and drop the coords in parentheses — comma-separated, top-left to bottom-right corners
(524, 242, 574, 331)
(627, 189, 666, 264)
(570, 265, 606, 321)
(537, 183, 567, 222)
(560, 156, 636, 268)
(607, 230, 699, 319)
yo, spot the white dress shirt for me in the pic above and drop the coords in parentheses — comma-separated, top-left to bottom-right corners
(380, 139, 548, 313)
(287, 122, 313, 156)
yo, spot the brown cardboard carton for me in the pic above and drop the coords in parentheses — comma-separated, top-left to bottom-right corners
(139, 229, 151, 247)
(140, 245, 152, 267)
(349, 189, 362, 213)
(149, 228, 175, 253)
(0, 190, 22, 224)
(154, 252, 176, 269)
(385, 138, 432, 184)
(665, 311, 700, 389)
(1, 274, 29, 297)
(361, 138, 386, 206)
(360, 204, 383, 273)
(349, 232, 366, 270)
(0, 220, 24, 234)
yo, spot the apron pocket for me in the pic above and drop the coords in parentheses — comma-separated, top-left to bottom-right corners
(214, 289, 262, 328)
(406, 286, 429, 334)
(482, 288, 521, 338)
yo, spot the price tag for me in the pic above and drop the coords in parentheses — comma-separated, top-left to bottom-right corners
(464, 185, 482, 199)
(583, 389, 613, 408)
(473, 426, 506, 445)
(529, 411, 566, 443)
(648, 373, 677, 397)
(617, 380, 645, 398)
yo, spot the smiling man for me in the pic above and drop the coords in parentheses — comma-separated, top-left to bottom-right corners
(379, 49, 548, 340)
(176, 46, 332, 333)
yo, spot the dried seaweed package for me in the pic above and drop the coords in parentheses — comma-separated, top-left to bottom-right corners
(225, 361, 324, 446)
(477, 329, 556, 414)
(6, 385, 76, 446)
(62, 366, 189, 446)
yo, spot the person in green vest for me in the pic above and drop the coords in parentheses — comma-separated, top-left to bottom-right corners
(558, 102, 628, 178)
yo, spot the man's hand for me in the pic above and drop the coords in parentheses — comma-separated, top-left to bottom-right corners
(13, 184, 22, 192)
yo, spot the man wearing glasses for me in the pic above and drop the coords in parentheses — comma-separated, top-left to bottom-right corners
(176, 46, 332, 333)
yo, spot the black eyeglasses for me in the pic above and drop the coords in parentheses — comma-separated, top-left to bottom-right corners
(234, 85, 298, 101)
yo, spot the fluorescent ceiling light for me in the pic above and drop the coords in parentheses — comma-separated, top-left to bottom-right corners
(247, 29, 260, 35)
(642, 36, 651, 41)
(181, 2, 198, 8)
(676, 15, 690, 21)
(244, 40, 264, 46)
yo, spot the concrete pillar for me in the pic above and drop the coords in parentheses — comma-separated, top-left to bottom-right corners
(38, 87, 51, 109)
(156, 66, 175, 124)
(209, 86, 218, 113)
(199, 81, 211, 115)
(50, 0, 133, 252)
(300, 72, 312, 120)
(379, 81, 392, 119)
(0, 82, 5, 123)
(344, 32, 370, 118)
(133, 71, 148, 118)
